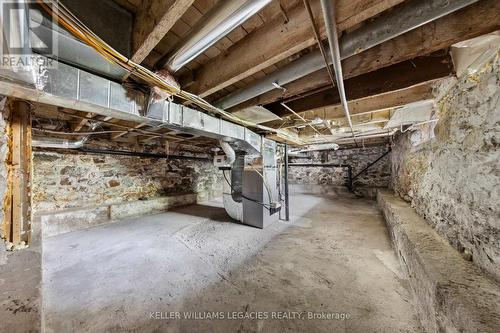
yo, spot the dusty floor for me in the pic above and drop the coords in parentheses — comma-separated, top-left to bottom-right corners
(42, 192, 421, 332)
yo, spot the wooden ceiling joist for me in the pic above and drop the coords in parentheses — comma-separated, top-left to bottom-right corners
(266, 52, 454, 117)
(111, 122, 149, 140)
(72, 112, 95, 132)
(184, 0, 405, 97)
(132, 0, 195, 64)
(229, 0, 500, 110)
(262, 82, 436, 128)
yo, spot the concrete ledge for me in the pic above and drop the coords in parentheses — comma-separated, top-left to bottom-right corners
(289, 184, 352, 196)
(36, 193, 201, 238)
(377, 189, 500, 332)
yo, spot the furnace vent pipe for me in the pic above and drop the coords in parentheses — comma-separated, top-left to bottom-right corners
(160, 0, 272, 72)
(219, 140, 236, 165)
(219, 140, 244, 203)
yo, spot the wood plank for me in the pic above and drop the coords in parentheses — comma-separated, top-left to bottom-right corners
(111, 122, 148, 140)
(192, 0, 219, 14)
(113, 0, 139, 13)
(234, 0, 500, 109)
(186, 0, 405, 97)
(72, 112, 95, 132)
(11, 108, 22, 245)
(10, 101, 31, 244)
(132, 0, 195, 64)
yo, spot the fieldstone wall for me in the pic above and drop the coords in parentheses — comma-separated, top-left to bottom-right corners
(289, 145, 391, 188)
(32, 141, 223, 213)
(0, 98, 8, 239)
(391, 55, 500, 281)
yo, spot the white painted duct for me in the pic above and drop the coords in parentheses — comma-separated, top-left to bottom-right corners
(162, 0, 272, 72)
(219, 140, 236, 165)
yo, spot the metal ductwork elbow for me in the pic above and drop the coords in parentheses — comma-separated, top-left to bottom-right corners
(219, 140, 236, 165)
(220, 140, 244, 203)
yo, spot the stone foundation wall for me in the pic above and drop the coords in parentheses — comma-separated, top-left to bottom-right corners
(289, 146, 391, 188)
(390, 55, 500, 281)
(0, 99, 8, 239)
(32, 142, 223, 213)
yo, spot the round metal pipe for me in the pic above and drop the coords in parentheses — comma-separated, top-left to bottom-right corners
(163, 0, 272, 72)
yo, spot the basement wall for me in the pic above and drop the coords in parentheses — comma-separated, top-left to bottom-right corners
(390, 55, 500, 281)
(289, 145, 391, 188)
(0, 99, 8, 239)
(32, 140, 223, 236)
(0, 99, 42, 332)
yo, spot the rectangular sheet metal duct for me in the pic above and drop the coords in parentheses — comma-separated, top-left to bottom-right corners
(0, 57, 262, 154)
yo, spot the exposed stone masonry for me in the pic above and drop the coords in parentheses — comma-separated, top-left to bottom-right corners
(391, 55, 500, 281)
(289, 145, 391, 188)
(0, 99, 8, 239)
(32, 140, 223, 213)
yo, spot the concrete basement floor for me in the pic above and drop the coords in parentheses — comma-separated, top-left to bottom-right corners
(42, 191, 421, 332)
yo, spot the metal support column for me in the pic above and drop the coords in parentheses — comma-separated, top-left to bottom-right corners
(284, 144, 290, 221)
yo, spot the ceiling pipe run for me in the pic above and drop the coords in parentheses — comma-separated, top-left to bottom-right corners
(158, 0, 272, 73)
(32, 123, 100, 149)
(319, 0, 356, 140)
(215, 0, 479, 110)
(32, 137, 88, 149)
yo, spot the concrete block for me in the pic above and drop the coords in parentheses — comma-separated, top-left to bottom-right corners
(377, 189, 500, 332)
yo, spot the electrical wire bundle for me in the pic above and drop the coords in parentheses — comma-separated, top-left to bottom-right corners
(35, 0, 305, 145)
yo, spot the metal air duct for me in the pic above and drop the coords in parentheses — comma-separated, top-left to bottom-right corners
(32, 137, 87, 149)
(216, 0, 479, 110)
(159, 0, 272, 72)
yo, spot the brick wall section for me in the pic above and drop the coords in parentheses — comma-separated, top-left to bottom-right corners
(390, 55, 500, 281)
(289, 145, 391, 187)
(32, 142, 223, 212)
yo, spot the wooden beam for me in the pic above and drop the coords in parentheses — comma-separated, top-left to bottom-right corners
(232, 0, 500, 109)
(111, 122, 148, 140)
(132, 0, 195, 64)
(72, 112, 95, 132)
(9, 101, 32, 245)
(266, 52, 454, 116)
(113, 0, 139, 13)
(185, 0, 405, 97)
(262, 82, 436, 128)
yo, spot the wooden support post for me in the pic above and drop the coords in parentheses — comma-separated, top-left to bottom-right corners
(8, 101, 32, 245)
